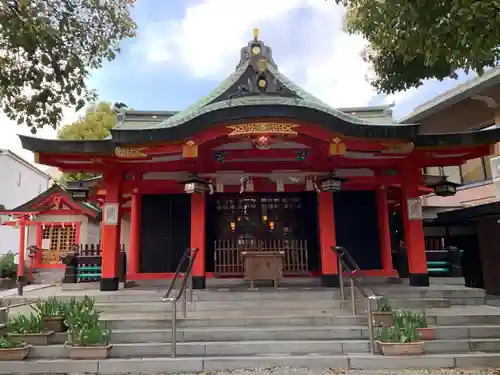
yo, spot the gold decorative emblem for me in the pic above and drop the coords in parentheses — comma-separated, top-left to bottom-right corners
(114, 147, 147, 158)
(182, 140, 198, 158)
(381, 142, 414, 154)
(252, 46, 261, 55)
(258, 79, 266, 88)
(227, 123, 299, 137)
(329, 137, 346, 156)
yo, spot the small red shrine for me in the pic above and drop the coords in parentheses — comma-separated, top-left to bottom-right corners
(17, 29, 500, 291)
(0, 184, 101, 279)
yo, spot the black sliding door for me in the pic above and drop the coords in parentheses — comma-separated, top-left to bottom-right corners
(140, 194, 191, 273)
(333, 190, 382, 270)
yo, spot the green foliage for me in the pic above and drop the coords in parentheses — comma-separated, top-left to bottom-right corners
(377, 324, 420, 344)
(0, 252, 17, 279)
(31, 297, 65, 318)
(8, 313, 45, 334)
(0, 0, 136, 132)
(57, 101, 116, 183)
(335, 0, 500, 93)
(0, 336, 22, 349)
(394, 310, 428, 329)
(376, 296, 392, 312)
(64, 296, 110, 346)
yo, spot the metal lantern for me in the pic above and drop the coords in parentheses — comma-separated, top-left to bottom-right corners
(318, 175, 346, 192)
(432, 179, 459, 197)
(68, 189, 89, 201)
(181, 175, 209, 194)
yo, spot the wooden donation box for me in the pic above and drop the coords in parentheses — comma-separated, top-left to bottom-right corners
(241, 251, 285, 288)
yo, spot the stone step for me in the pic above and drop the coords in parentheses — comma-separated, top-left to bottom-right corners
(2, 352, 500, 374)
(104, 313, 367, 329)
(28, 338, 500, 359)
(53, 325, 367, 343)
(95, 297, 451, 313)
(49, 324, 500, 343)
(30, 339, 371, 358)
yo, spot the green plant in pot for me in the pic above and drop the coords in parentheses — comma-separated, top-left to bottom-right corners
(31, 297, 66, 333)
(7, 313, 54, 346)
(376, 321, 424, 356)
(64, 296, 112, 360)
(0, 336, 30, 361)
(372, 296, 394, 327)
(412, 311, 435, 340)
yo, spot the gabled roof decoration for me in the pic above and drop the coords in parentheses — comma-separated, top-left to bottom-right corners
(1, 184, 101, 218)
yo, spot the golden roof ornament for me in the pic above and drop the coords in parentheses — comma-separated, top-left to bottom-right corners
(253, 27, 260, 41)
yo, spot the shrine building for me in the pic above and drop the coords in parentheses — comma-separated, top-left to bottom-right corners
(17, 30, 500, 291)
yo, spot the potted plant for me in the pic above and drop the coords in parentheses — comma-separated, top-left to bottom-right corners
(7, 313, 54, 345)
(0, 336, 30, 361)
(64, 296, 112, 359)
(413, 311, 436, 340)
(31, 297, 66, 332)
(372, 296, 394, 327)
(376, 323, 424, 356)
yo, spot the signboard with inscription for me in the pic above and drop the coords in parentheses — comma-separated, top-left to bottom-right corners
(227, 122, 299, 137)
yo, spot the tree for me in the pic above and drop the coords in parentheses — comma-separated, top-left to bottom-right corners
(57, 101, 116, 182)
(336, 0, 500, 93)
(0, 0, 136, 133)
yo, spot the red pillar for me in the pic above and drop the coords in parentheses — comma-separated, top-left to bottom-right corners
(17, 220, 26, 284)
(190, 193, 206, 289)
(401, 169, 429, 286)
(100, 173, 122, 291)
(377, 187, 393, 275)
(318, 192, 339, 287)
(128, 188, 142, 279)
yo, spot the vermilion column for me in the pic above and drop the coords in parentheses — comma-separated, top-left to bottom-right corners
(17, 221, 26, 287)
(100, 173, 122, 291)
(376, 187, 393, 275)
(190, 193, 206, 289)
(401, 169, 429, 286)
(318, 191, 339, 287)
(128, 188, 142, 278)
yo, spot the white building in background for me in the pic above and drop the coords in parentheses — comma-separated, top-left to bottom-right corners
(0, 149, 51, 257)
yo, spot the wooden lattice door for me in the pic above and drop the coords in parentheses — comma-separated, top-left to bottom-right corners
(41, 225, 77, 265)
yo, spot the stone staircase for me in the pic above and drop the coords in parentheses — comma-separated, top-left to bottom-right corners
(2, 283, 500, 374)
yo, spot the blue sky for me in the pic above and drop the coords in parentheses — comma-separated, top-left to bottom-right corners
(1, 0, 477, 163)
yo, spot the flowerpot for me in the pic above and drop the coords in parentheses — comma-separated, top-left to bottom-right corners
(8, 331, 54, 346)
(43, 316, 65, 333)
(0, 344, 30, 361)
(65, 344, 112, 359)
(417, 327, 436, 340)
(372, 311, 394, 327)
(377, 340, 424, 356)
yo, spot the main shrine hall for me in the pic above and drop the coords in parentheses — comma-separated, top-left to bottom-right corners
(18, 30, 500, 291)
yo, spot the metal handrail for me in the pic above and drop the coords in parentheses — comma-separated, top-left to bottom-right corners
(161, 248, 199, 357)
(331, 245, 383, 354)
(162, 247, 193, 300)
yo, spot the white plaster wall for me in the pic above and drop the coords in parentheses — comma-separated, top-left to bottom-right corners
(0, 151, 50, 260)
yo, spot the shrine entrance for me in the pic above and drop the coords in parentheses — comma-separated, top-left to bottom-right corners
(206, 192, 321, 277)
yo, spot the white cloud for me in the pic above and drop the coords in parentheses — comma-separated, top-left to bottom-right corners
(0, 106, 81, 167)
(133, 0, 379, 108)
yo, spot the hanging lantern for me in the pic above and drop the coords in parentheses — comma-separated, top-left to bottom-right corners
(180, 175, 210, 194)
(317, 174, 346, 192)
(429, 177, 460, 197)
(68, 188, 89, 201)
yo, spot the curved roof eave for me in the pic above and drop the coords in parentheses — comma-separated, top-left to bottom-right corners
(110, 96, 417, 144)
(414, 126, 500, 147)
(19, 135, 115, 154)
